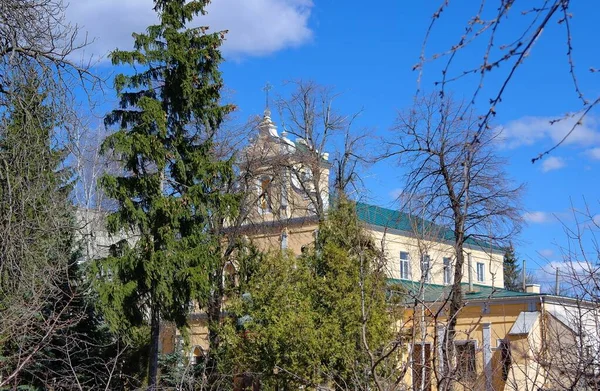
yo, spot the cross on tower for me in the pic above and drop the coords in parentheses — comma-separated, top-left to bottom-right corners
(262, 82, 273, 109)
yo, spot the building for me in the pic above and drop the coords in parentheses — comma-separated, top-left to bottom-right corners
(237, 108, 505, 287)
(223, 109, 600, 390)
(84, 108, 600, 390)
(396, 281, 600, 390)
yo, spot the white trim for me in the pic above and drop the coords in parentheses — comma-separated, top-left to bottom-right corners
(400, 251, 411, 279)
(476, 262, 485, 282)
(443, 257, 452, 285)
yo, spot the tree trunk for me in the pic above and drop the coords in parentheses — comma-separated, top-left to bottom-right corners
(148, 304, 160, 390)
(439, 225, 465, 391)
(206, 264, 224, 384)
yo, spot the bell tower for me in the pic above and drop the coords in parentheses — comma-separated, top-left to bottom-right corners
(241, 104, 330, 226)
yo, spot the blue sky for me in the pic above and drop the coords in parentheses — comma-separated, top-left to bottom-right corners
(71, 1, 599, 289)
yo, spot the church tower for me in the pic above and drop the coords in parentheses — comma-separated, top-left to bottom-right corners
(240, 107, 331, 253)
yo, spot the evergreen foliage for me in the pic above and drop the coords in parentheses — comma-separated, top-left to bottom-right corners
(226, 199, 393, 389)
(503, 244, 522, 291)
(93, 0, 236, 387)
(0, 72, 74, 383)
(0, 71, 114, 389)
(0, 73, 72, 292)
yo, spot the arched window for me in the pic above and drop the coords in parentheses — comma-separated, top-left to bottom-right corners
(258, 176, 272, 214)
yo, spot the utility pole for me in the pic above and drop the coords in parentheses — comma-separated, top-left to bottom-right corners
(555, 267, 560, 295)
(522, 260, 526, 292)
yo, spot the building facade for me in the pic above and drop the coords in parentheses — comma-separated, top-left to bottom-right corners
(83, 108, 600, 390)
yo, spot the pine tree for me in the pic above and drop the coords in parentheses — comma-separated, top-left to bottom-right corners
(503, 244, 521, 291)
(94, 1, 235, 388)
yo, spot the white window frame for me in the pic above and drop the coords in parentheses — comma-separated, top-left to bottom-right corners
(443, 257, 452, 285)
(476, 262, 485, 282)
(421, 254, 431, 282)
(400, 251, 410, 280)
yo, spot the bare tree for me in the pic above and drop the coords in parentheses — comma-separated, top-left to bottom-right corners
(546, 200, 600, 390)
(416, 1, 598, 163)
(383, 93, 523, 389)
(0, 0, 101, 118)
(0, 2, 128, 387)
(179, 81, 377, 389)
(497, 201, 600, 391)
(275, 80, 370, 217)
(0, 70, 125, 390)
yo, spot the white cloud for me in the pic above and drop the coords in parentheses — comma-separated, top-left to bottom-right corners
(584, 147, 600, 160)
(523, 211, 553, 224)
(499, 115, 600, 149)
(67, 0, 313, 61)
(538, 249, 554, 258)
(541, 156, 566, 172)
(543, 260, 597, 276)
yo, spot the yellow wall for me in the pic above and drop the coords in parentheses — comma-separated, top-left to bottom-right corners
(367, 226, 504, 288)
(401, 301, 542, 391)
(243, 220, 319, 255)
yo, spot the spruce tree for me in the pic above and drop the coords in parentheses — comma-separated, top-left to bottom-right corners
(0, 71, 78, 387)
(94, 0, 235, 388)
(503, 244, 521, 291)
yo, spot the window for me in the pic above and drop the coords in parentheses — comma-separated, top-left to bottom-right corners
(421, 254, 431, 282)
(281, 230, 288, 250)
(476, 262, 485, 282)
(499, 339, 512, 382)
(258, 176, 272, 213)
(400, 252, 410, 279)
(443, 257, 452, 284)
(455, 341, 477, 382)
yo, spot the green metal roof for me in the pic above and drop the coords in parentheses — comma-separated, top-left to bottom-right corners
(387, 279, 540, 303)
(356, 202, 414, 232)
(355, 202, 504, 252)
